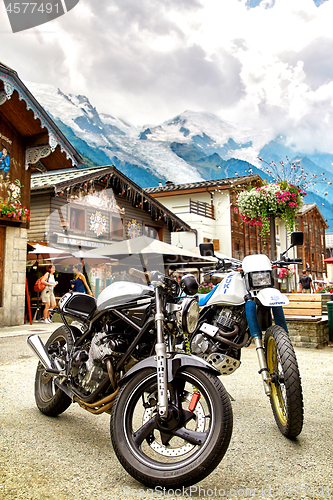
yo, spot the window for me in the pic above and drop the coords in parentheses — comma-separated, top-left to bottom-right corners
(69, 207, 85, 232)
(111, 217, 124, 239)
(144, 225, 162, 240)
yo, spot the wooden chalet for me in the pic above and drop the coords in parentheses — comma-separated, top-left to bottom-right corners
(146, 178, 328, 286)
(28, 166, 192, 300)
(146, 175, 267, 257)
(29, 165, 191, 249)
(295, 203, 328, 282)
(0, 62, 83, 326)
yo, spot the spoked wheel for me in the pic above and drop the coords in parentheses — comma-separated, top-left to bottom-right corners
(34, 326, 73, 416)
(110, 366, 233, 488)
(264, 325, 303, 438)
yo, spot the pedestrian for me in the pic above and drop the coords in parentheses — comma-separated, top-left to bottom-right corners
(40, 265, 58, 323)
(80, 257, 92, 289)
(71, 264, 93, 296)
(298, 269, 315, 294)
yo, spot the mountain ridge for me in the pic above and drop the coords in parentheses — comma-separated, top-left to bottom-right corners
(27, 82, 333, 230)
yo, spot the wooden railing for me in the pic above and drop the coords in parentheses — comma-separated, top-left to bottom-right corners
(189, 199, 214, 219)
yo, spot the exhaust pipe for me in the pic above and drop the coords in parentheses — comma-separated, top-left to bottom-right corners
(54, 378, 74, 399)
(27, 335, 54, 371)
(27, 335, 74, 400)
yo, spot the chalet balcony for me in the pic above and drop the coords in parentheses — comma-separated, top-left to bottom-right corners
(189, 199, 215, 220)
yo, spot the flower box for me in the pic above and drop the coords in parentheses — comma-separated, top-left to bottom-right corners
(0, 214, 28, 226)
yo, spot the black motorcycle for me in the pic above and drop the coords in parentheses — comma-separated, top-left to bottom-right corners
(28, 269, 233, 488)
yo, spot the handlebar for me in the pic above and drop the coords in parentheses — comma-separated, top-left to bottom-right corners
(274, 257, 303, 265)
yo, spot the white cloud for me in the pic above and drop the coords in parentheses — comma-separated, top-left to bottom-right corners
(1, 0, 333, 152)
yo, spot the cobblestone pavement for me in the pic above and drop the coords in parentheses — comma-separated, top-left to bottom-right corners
(0, 322, 332, 500)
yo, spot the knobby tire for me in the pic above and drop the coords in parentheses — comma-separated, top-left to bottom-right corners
(264, 325, 303, 438)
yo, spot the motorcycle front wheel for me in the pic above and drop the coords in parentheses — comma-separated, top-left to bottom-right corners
(34, 326, 73, 417)
(264, 325, 303, 438)
(110, 366, 233, 488)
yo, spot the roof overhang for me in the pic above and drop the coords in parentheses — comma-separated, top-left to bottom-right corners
(146, 175, 263, 198)
(296, 203, 329, 229)
(31, 165, 192, 233)
(0, 62, 83, 172)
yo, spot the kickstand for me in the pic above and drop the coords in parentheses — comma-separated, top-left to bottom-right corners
(227, 392, 236, 401)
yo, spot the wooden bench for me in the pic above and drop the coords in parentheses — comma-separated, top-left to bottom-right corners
(282, 293, 323, 317)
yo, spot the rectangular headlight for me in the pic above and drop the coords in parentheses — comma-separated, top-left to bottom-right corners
(250, 271, 273, 288)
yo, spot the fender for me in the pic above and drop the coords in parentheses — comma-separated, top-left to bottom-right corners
(119, 352, 220, 386)
(256, 287, 289, 307)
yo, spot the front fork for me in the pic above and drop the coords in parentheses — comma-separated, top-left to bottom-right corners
(154, 287, 169, 418)
(245, 299, 272, 396)
(253, 336, 272, 396)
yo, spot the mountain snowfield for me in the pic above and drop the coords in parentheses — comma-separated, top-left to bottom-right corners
(27, 82, 270, 181)
(28, 83, 205, 184)
(143, 110, 271, 165)
(27, 82, 333, 229)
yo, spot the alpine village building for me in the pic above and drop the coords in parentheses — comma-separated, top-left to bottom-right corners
(28, 165, 192, 300)
(145, 178, 328, 284)
(0, 62, 83, 326)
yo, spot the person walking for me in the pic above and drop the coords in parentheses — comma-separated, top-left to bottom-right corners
(71, 264, 93, 296)
(298, 270, 315, 293)
(40, 265, 58, 323)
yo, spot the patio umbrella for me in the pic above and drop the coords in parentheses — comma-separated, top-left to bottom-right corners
(27, 244, 71, 260)
(89, 236, 212, 263)
(324, 257, 333, 263)
(50, 250, 114, 267)
(87, 236, 213, 276)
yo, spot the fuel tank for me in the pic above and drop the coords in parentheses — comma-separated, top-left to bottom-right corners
(97, 281, 154, 311)
(205, 272, 246, 306)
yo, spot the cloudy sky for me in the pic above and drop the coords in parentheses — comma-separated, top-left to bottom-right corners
(1, 0, 333, 152)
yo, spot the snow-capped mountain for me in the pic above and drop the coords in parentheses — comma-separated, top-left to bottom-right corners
(28, 82, 333, 230)
(28, 82, 271, 183)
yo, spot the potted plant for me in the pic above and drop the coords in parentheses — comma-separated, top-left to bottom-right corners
(235, 181, 304, 238)
(0, 179, 30, 222)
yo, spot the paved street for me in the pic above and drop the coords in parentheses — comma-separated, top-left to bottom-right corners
(0, 322, 332, 500)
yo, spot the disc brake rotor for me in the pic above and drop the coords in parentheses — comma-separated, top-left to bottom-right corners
(142, 390, 205, 457)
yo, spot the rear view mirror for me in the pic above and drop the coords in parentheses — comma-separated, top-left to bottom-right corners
(199, 243, 215, 257)
(290, 231, 304, 247)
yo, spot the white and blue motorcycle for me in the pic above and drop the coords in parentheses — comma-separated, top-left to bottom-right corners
(191, 231, 304, 438)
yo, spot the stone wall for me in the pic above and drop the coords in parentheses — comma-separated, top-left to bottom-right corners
(286, 316, 329, 349)
(0, 226, 27, 326)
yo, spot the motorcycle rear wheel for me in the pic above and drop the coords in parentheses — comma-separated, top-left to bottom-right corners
(110, 366, 233, 488)
(34, 326, 73, 416)
(264, 325, 303, 438)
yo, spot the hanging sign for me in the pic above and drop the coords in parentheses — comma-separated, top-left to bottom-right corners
(127, 219, 142, 239)
(90, 211, 107, 237)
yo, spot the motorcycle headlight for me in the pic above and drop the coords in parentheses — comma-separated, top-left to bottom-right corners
(246, 271, 274, 290)
(179, 298, 200, 334)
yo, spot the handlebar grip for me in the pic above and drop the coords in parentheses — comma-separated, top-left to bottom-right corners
(293, 258, 303, 263)
(129, 268, 151, 281)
